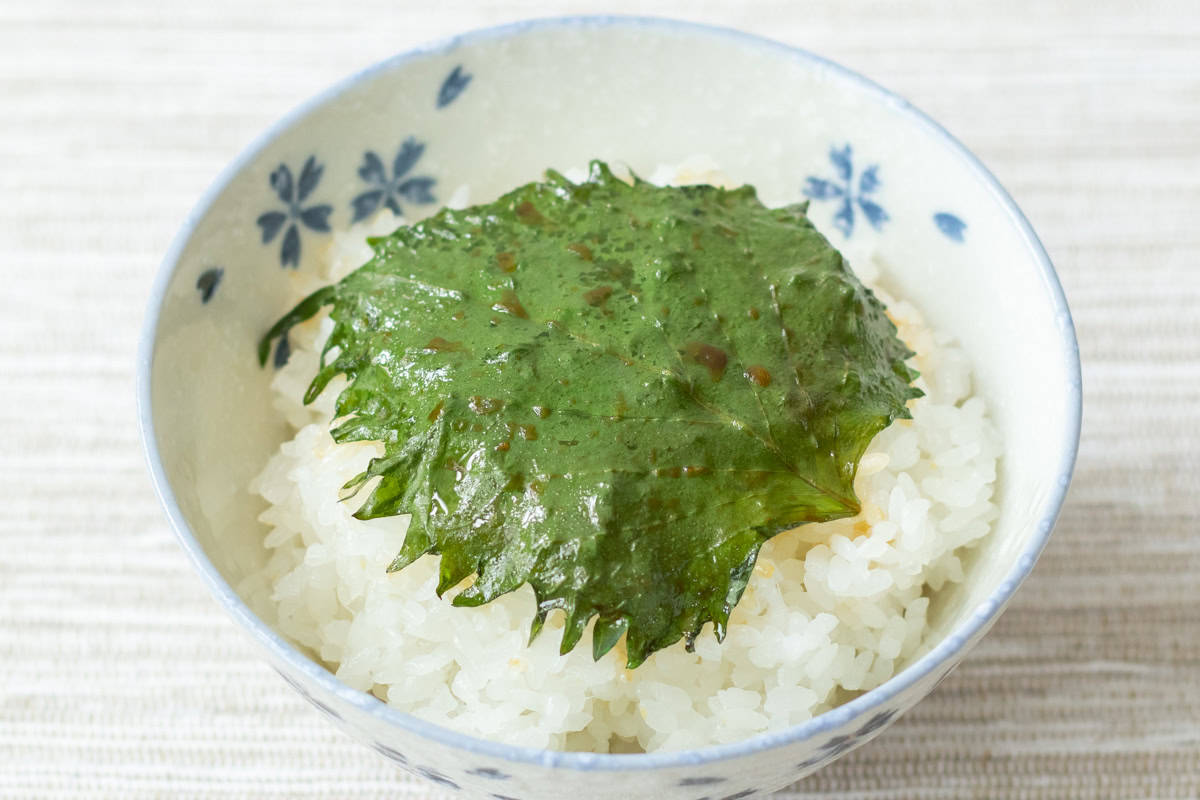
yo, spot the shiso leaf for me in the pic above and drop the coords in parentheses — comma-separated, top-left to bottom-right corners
(259, 161, 921, 668)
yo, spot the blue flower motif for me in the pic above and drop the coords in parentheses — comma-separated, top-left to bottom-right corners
(796, 708, 899, 770)
(717, 790, 758, 800)
(271, 668, 342, 720)
(414, 766, 460, 790)
(350, 137, 436, 223)
(196, 267, 223, 303)
(272, 331, 291, 370)
(934, 212, 967, 242)
(804, 144, 889, 238)
(854, 708, 898, 737)
(370, 741, 408, 766)
(931, 664, 957, 689)
(437, 64, 472, 108)
(256, 156, 333, 268)
(797, 732, 857, 770)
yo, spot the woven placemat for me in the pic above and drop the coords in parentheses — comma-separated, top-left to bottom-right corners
(2, 1, 1197, 797)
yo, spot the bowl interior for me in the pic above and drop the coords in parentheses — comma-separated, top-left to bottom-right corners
(145, 17, 1077, 737)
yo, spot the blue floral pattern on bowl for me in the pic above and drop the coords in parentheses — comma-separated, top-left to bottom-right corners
(272, 332, 291, 370)
(437, 64, 472, 108)
(804, 144, 888, 238)
(712, 789, 758, 800)
(196, 267, 222, 303)
(256, 156, 333, 268)
(415, 766, 461, 790)
(350, 137, 437, 223)
(796, 708, 898, 770)
(371, 740, 409, 765)
(369, 739, 467, 790)
(272, 667, 342, 721)
(934, 211, 968, 242)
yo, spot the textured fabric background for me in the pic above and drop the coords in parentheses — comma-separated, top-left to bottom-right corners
(2, 1, 1198, 797)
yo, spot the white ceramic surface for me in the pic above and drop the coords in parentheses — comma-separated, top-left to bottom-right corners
(138, 17, 1081, 800)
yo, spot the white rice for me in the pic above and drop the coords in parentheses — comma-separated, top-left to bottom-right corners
(240, 161, 1001, 753)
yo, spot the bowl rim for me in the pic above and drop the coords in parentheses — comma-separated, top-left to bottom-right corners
(137, 14, 1082, 772)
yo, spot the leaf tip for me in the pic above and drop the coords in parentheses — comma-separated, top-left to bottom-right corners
(528, 610, 547, 645)
(591, 616, 629, 662)
(558, 606, 592, 656)
(256, 334, 272, 367)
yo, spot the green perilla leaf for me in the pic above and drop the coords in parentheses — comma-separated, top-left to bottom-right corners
(261, 162, 920, 668)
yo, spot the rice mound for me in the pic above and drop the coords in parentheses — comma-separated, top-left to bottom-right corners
(240, 162, 1002, 753)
